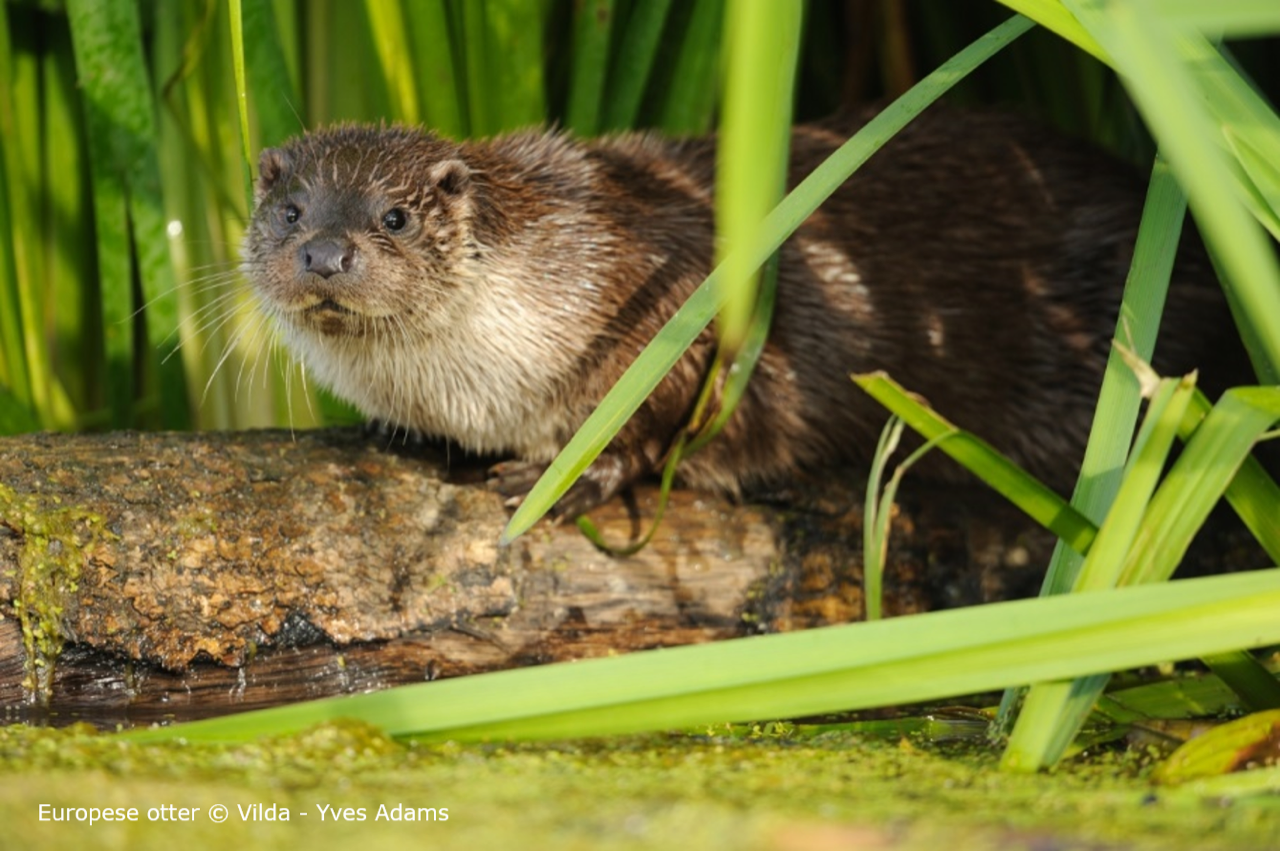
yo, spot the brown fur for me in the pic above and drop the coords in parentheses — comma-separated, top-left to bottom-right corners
(244, 107, 1238, 514)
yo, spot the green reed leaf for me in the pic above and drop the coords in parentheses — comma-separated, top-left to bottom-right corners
(599, 0, 674, 131)
(126, 568, 1280, 744)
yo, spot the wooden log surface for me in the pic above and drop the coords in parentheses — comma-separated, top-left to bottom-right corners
(0, 428, 1125, 726)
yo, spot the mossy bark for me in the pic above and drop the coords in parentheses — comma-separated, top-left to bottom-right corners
(0, 428, 1093, 724)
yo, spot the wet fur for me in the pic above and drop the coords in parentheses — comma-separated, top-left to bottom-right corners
(244, 107, 1237, 512)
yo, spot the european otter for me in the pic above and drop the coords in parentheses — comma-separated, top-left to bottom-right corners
(243, 107, 1236, 516)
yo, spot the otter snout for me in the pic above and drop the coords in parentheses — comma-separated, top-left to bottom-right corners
(300, 239, 356, 279)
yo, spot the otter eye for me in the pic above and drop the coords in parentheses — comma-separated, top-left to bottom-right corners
(382, 208, 408, 232)
(282, 204, 301, 225)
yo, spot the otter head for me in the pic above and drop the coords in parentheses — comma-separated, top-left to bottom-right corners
(245, 125, 479, 340)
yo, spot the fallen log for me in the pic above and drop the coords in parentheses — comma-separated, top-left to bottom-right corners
(0, 428, 1109, 725)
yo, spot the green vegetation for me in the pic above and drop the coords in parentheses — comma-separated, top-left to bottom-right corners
(0, 482, 114, 696)
(2, 0, 1280, 807)
(4, 721, 1280, 851)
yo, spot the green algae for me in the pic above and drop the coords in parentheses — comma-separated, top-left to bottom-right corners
(171, 507, 218, 543)
(0, 721, 1276, 851)
(0, 483, 115, 700)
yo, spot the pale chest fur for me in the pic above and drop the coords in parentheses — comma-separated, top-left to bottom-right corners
(283, 280, 584, 461)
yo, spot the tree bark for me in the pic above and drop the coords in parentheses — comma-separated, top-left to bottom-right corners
(0, 428, 1085, 725)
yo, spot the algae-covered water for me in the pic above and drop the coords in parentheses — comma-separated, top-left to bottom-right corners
(1, 721, 1276, 851)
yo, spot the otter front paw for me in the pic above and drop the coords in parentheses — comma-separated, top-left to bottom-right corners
(487, 452, 644, 520)
(362, 418, 428, 445)
(486, 459, 548, 506)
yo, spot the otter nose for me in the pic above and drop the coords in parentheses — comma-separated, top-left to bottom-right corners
(300, 239, 356, 279)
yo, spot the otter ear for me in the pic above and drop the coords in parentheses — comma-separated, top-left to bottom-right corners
(256, 148, 292, 200)
(428, 159, 471, 197)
